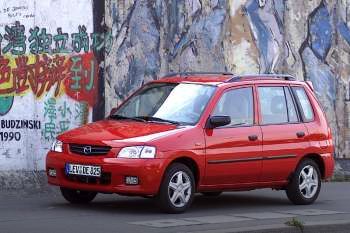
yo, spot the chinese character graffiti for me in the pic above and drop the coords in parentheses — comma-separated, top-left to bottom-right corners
(2, 21, 27, 55)
(72, 25, 89, 53)
(43, 98, 57, 141)
(53, 28, 69, 54)
(1, 22, 112, 55)
(57, 101, 72, 134)
(0, 53, 98, 104)
(28, 27, 52, 54)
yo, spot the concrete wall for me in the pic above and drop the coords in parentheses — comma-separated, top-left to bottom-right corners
(105, 0, 350, 159)
(0, 0, 108, 188)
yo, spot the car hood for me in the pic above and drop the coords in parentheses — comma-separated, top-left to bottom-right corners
(58, 119, 180, 146)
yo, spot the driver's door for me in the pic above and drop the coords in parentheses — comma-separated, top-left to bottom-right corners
(203, 86, 263, 186)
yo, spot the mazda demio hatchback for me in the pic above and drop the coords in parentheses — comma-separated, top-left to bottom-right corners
(47, 73, 334, 213)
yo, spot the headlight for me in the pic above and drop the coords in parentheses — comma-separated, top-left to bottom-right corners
(118, 146, 156, 159)
(51, 140, 63, 153)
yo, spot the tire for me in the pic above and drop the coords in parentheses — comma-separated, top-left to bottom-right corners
(157, 163, 195, 213)
(201, 191, 222, 197)
(286, 159, 321, 205)
(60, 187, 97, 204)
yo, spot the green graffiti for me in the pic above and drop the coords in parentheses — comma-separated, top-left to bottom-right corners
(43, 98, 57, 140)
(0, 96, 14, 116)
(57, 101, 72, 134)
(85, 59, 95, 91)
(28, 27, 53, 54)
(53, 28, 69, 53)
(72, 25, 89, 53)
(70, 56, 82, 90)
(2, 21, 26, 55)
(1, 21, 112, 55)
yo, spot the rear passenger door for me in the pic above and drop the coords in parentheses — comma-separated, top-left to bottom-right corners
(258, 86, 310, 182)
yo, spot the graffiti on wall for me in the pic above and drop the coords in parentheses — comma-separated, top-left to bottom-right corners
(0, 21, 112, 55)
(0, 21, 110, 117)
(42, 98, 89, 141)
(0, 53, 99, 104)
(0, 21, 106, 150)
(0, 0, 102, 172)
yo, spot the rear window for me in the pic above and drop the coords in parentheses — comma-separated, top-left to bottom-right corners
(292, 87, 314, 121)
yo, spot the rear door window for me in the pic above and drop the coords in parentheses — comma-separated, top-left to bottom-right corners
(258, 87, 288, 124)
(292, 87, 314, 121)
(284, 87, 299, 122)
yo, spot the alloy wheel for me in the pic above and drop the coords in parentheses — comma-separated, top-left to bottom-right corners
(168, 171, 192, 208)
(298, 165, 319, 199)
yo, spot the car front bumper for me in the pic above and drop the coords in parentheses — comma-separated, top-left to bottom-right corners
(46, 151, 166, 195)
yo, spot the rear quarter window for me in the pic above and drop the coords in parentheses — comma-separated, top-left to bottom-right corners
(292, 87, 314, 121)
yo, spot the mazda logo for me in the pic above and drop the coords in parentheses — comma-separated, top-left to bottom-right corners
(83, 146, 92, 154)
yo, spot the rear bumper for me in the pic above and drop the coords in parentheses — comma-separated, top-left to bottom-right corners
(321, 153, 335, 179)
(46, 151, 167, 195)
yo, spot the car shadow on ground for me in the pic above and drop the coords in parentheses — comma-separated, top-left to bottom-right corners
(49, 192, 291, 215)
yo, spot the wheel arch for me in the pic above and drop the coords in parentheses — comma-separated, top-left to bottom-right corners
(299, 153, 326, 179)
(165, 156, 201, 190)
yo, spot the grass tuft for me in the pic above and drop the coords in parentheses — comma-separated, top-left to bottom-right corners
(285, 217, 305, 233)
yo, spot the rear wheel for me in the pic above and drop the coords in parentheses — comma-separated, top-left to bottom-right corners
(201, 191, 222, 197)
(286, 159, 321, 205)
(157, 163, 195, 213)
(60, 187, 97, 204)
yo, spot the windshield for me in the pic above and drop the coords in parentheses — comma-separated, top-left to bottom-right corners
(113, 83, 216, 125)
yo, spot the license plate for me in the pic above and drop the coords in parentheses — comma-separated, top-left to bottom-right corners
(65, 164, 101, 177)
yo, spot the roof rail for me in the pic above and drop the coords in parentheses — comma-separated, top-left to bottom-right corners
(227, 74, 296, 82)
(162, 71, 234, 79)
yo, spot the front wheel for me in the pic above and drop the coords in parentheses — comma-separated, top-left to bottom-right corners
(286, 159, 321, 205)
(60, 187, 97, 204)
(157, 163, 195, 213)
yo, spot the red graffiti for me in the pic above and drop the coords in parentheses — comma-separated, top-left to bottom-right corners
(0, 56, 12, 94)
(0, 53, 98, 106)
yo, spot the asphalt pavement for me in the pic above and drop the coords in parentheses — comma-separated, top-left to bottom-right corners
(0, 182, 350, 233)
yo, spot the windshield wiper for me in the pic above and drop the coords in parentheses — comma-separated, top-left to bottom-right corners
(109, 114, 147, 122)
(135, 116, 180, 125)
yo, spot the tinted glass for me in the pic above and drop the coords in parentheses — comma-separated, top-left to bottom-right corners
(293, 87, 314, 121)
(114, 83, 216, 125)
(213, 87, 254, 127)
(258, 87, 288, 124)
(285, 87, 299, 122)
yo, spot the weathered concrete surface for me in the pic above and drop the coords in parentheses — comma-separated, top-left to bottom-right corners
(0, 171, 53, 193)
(105, 0, 350, 158)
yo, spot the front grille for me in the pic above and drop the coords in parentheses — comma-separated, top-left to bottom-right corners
(69, 144, 111, 156)
(65, 172, 112, 185)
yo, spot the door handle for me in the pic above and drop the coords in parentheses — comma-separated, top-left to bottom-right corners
(296, 131, 305, 138)
(248, 135, 258, 141)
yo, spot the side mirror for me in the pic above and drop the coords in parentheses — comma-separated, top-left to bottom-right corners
(110, 107, 118, 116)
(206, 115, 231, 129)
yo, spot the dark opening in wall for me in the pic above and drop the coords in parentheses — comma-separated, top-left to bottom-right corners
(92, 0, 106, 121)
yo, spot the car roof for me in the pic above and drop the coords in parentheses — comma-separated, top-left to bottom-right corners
(152, 73, 305, 87)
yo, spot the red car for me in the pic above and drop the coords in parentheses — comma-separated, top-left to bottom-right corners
(46, 73, 334, 213)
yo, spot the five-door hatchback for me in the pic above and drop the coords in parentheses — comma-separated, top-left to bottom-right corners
(46, 73, 334, 213)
